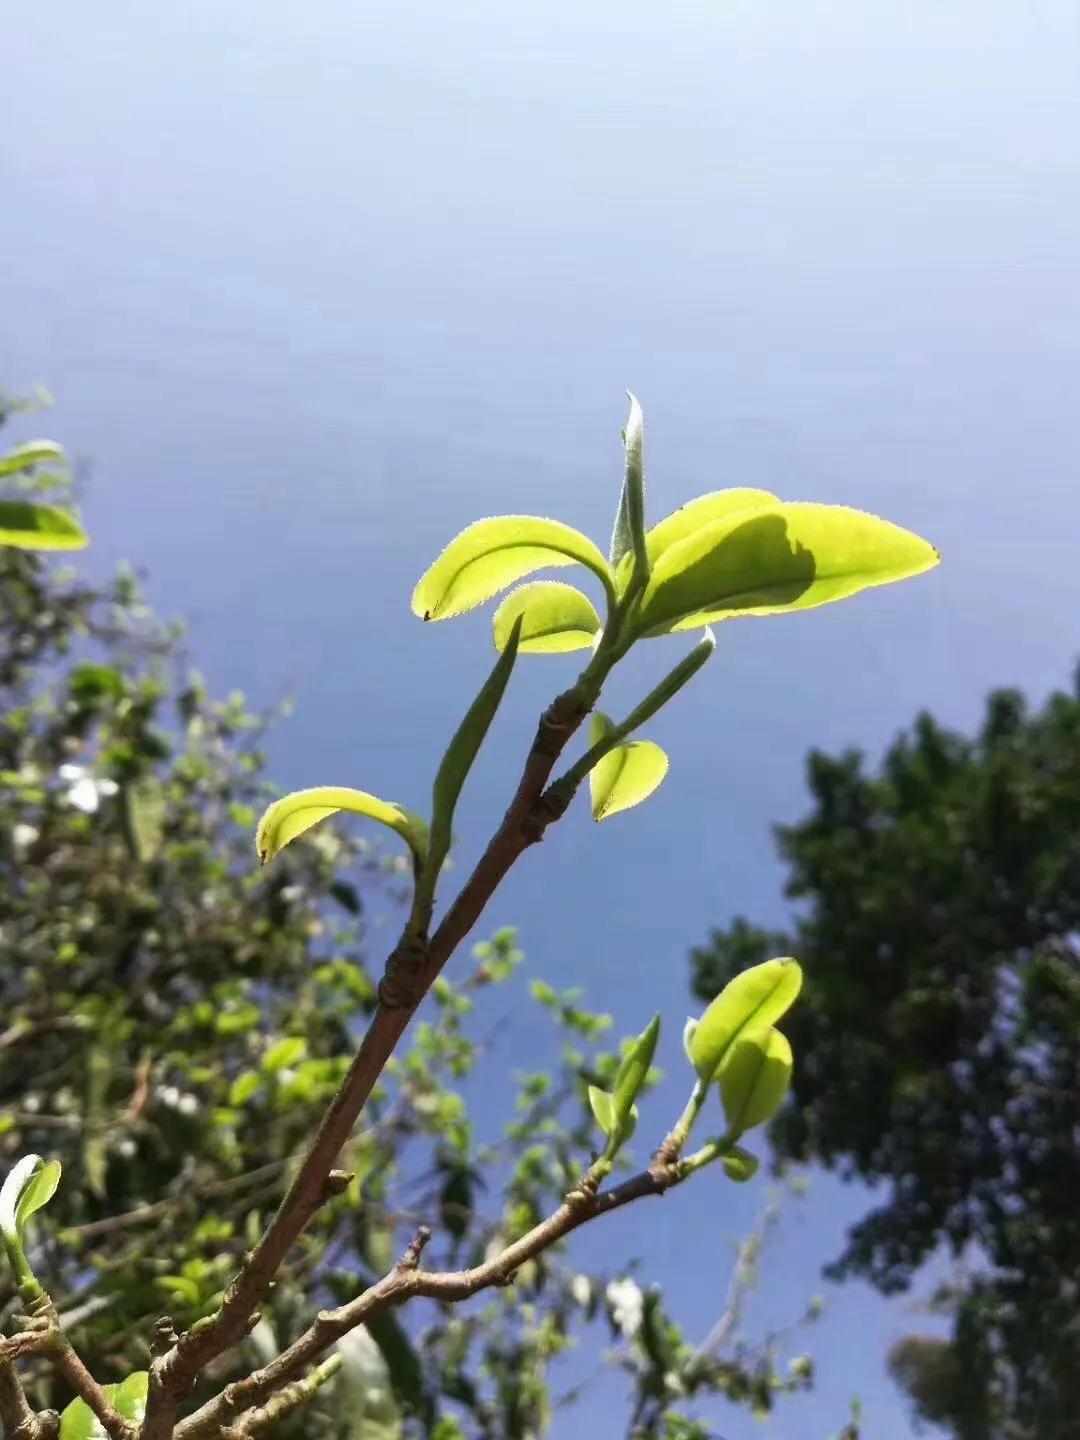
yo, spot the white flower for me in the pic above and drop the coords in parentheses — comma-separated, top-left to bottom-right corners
(12, 823, 39, 854)
(606, 1277, 644, 1337)
(59, 763, 118, 815)
(570, 1274, 592, 1308)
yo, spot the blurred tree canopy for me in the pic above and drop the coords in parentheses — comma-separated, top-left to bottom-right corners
(1, 404, 815, 1439)
(692, 675, 1080, 1440)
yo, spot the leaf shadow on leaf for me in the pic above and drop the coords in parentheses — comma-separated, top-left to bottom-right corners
(684, 514, 816, 612)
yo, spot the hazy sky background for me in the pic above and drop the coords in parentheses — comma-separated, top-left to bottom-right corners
(4, 2, 1080, 1434)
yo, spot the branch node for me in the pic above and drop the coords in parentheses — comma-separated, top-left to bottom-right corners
(377, 937, 430, 1010)
(396, 1225, 432, 1271)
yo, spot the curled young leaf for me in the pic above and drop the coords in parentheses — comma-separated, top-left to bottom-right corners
(615, 488, 778, 593)
(492, 581, 601, 655)
(412, 515, 613, 621)
(1, 1154, 62, 1292)
(0, 440, 64, 477)
(611, 1014, 660, 1132)
(609, 392, 649, 585)
(588, 712, 669, 822)
(0, 500, 87, 550)
(255, 787, 428, 866)
(719, 1027, 793, 1136)
(427, 615, 522, 879)
(637, 502, 939, 636)
(721, 1145, 760, 1183)
(588, 1085, 615, 1137)
(687, 957, 802, 1083)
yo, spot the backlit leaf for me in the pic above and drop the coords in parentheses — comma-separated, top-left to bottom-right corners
(0, 1154, 61, 1247)
(588, 712, 669, 821)
(687, 957, 802, 1082)
(637, 502, 939, 636)
(588, 1085, 614, 1136)
(123, 776, 166, 861)
(412, 516, 613, 621)
(609, 392, 648, 581)
(256, 787, 427, 866)
(492, 581, 601, 654)
(719, 1027, 793, 1135)
(616, 488, 778, 592)
(721, 1145, 760, 1183)
(60, 1372, 148, 1439)
(0, 500, 87, 550)
(612, 1015, 660, 1131)
(0, 440, 64, 477)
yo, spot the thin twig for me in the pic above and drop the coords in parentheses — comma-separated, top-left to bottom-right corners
(143, 676, 598, 1438)
(174, 1157, 698, 1440)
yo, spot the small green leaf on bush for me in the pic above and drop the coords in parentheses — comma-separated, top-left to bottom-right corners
(0, 500, 87, 550)
(719, 1027, 793, 1136)
(687, 957, 802, 1082)
(637, 502, 939, 635)
(588, 713, 669, 822)
(412, 515, 613, 621)
(256, 787, 428, 866)
(492, 581, 602, 654)
(721, 1145, 760, 1183)
(0, 441, 64, 477)
(123, 776, 166, 861)
(60, 1372, 148, 1439)
(611, 1015, 660, 1130)
(263, 1036, 306, 1072)
(616, 488, 778, 592)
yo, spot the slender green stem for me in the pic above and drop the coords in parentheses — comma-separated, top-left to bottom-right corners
(546, 629, 716, 806)
(676, 1134, 735, 1179)
(663, 1078, 710, 1158)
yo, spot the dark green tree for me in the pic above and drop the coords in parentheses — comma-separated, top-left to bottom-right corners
(692, 675, 1080, 1440)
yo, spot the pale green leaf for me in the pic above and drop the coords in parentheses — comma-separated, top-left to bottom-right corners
(0, 500, 87, 550)
(0, 441, 64, 477)
(612, 1015, 660, 1130)
(60, 1373, 148, 1439)
(688, 957, 802, 1082)
(256, 787, 428, 866)
(412, 515, 613, 621)
(492, 581, 601, 655)
(609, 392, 648, 581)
(0, 1155, 61, 1246)
(263, 1037, 306, 1072)
(588, 713, 669, 822)
(427, 616, 521, 880)
(719, 1027, 793, 1135)
(637, 502, 940, 635)
(616, 488, 778, 592)
(721, 1146, 760, 1183)
(588, 1085, 614, 1136)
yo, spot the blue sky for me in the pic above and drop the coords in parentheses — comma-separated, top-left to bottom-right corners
(4, 2, 1080, 1434)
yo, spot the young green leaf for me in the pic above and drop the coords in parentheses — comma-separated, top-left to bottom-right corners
(60, 1372, 149, 1439)
(637, 502, 940, 636)
(255, 787, 428, 866)
(588, 1085, 615, 1136)
(427, 615, 522, 878)
(412, 515, 614, 621)
(609, 392, 649, 586)
(0, 500, 87, 550)
(588, 712, 669, 822)
(492, 581, 601, 655)
(123, 776, 166, 861)
(0, 440, 64, 477)
(721, 1145, 760, 1183)
(615, 488, 778, 593)
(687, 957, 802, 1082)
(719, 1027, 793, 1136)
(611, 1014, 660, 1131)
(1, 1154, 62, 1293)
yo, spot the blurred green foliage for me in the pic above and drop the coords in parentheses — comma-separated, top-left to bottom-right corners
(693, 676, 1080, 1440)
